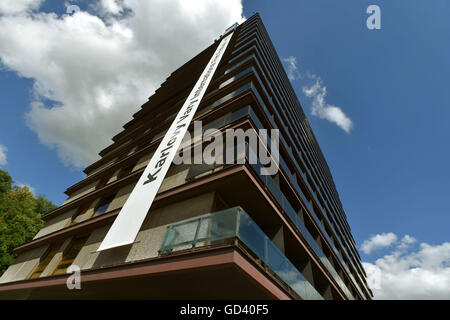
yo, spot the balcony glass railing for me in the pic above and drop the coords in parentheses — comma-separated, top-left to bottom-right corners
(231, 30, 369, 296)
(218, 67, 254, 90)
(247, 76, 369, 296)
(228, 41, 361, 266)
(183, 102, 367, 297)
(188, 71, 369, 296)
(247, 154, 355, 300)
(159, 207, 324, 300)
(247, 98, 366, 296)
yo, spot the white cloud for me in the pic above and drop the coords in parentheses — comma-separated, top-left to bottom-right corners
(0, 0, 244, 167)
(0, 0, 43, 15)
(397, 234, 417, 251)
(0, 144, 7, 166)
(361, 232, 398, 254)
(302, 76, 353, 133)
(363, 236, 450, 299)
(99, 0, 123, 15)
(282, 56, 300, 81)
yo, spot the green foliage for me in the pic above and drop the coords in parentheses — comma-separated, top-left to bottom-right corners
(0, 169, 12, 195)
(0, 171, 57, 275)
(34, 195, 58, 217)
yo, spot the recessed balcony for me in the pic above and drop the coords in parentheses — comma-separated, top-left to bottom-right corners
(159, 206, 323, 300)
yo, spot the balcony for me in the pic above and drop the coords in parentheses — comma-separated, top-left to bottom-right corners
(225, 45, 368, 289)
(159, 207, 323, 300)
(180, 103, 361, 298)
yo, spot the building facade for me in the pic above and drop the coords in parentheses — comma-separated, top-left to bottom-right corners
(0, 14, 372, 300)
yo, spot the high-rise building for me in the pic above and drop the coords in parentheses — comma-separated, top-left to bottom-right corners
(0, 14, 372, 300)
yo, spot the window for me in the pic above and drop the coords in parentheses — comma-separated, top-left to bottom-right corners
(117, 162, 136, 180)
(93, 193, 116, 216)
(212, 82, 252, 109)
(28, 240, 64, 279)
(52, 235, 89, 275)
(95, 172, 113, 190)
(67, 201, 93, 226)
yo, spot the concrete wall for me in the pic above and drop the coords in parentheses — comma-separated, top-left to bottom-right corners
(105, 168, 121, 184)
(74, 192, 216, 270)
(72, 226, 110, 271)
(127, 191, 216, 262)
(86, 158, 117, 177)
(133, 151, 154, 171)
(34, 199, 101, 241)
(39, 238, 73, 277)
(0, 245, 49, 283)
(0, 157, 211, 284)
(0, 191, 216, 284)
(72, 200, 100, 224)
(63, 182, 98, 205)
(29, 162, 190, 246)
(33, 209, 76, 239)
(104, 184, 134, 213)
(159, 164, 190, 193)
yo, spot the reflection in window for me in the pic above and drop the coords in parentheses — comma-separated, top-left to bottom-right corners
(93, 194, 116, 216)
(212, 82, 252, 109)
(218, 67, 253, 90)
(225, 54, 255, 75)
(52, 235, 89, 275)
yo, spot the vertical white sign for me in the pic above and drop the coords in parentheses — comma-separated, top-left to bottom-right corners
(97, 32, 234, 251)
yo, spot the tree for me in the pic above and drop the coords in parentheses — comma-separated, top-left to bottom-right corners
(34, 195, 57, 217)
(0, 169, 12, 195)
(0, 170, 57, 275)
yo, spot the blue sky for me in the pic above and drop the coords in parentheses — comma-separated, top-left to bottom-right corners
(243, 0, 450, 247)
(0, 0, 449, 298)
(0, 70, 84, 199)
